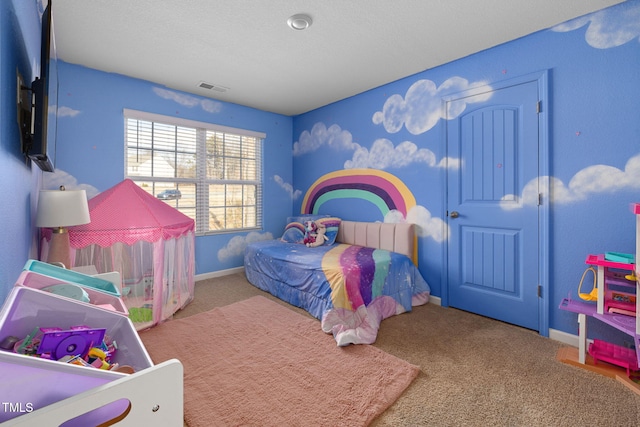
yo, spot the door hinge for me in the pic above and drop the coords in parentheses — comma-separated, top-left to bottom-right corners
(537, 285, 542, 298)
(537, 193, 542, 206)
(536, 101, 542, 114)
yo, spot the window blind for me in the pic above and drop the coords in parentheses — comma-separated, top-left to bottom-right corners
(124, 109, 264, 235)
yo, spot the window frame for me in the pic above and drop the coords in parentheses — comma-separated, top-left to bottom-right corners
(124, 109, 265, 236)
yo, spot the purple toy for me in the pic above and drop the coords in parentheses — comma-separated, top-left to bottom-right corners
(37, 326, 106, 360)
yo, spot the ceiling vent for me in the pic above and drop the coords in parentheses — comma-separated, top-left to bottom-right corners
(197, 81, 228, 92)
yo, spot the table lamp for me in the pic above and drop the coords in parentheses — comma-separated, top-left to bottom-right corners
(36, 186, 91, 268)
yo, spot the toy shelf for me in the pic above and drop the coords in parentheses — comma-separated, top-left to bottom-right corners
(584, 253, 638, 331)
(559, 203, 640, 374)
(559, 296, 640, 370)
(559, 298, 596, 316)
(558, 297, 637, 336)
(585, 253, 634, 271)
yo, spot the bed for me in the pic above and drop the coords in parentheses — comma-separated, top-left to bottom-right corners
(244, 218, 430, 346)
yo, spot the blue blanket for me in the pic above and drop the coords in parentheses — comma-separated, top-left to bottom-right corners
(244, 240, 430, 345)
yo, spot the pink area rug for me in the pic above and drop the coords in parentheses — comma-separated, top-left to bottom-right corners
(139, 296, 419, 427)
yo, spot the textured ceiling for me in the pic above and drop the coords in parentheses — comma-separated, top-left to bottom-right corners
(51, 0, 623, 116)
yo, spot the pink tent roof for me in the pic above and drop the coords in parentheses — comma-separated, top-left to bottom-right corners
(69, 179, 195, 248)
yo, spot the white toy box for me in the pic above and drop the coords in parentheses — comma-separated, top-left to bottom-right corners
(0, 350, 128, 425)
(0, 286, 154, 425)
(0, 286, 151, 371)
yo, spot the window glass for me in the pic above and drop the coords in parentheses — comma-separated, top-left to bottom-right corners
(125, 111, 263, 235)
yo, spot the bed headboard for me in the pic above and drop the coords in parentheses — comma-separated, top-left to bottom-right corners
(336, 221, 417, 263)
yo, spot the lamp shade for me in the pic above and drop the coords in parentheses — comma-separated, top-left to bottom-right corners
(36, 189, 91, 228)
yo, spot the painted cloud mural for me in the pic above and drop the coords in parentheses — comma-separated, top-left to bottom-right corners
(372, 76, 491, 135)
(56, 105, 81, 118)
(274, 174, 302, 200)
(218, 231, 274, 262)
(294, 122, 460, 171)
(385, 205, 448, 243)
(42, 169, 100, 198)
(153, 87, 223, 113)
(344, 138, 457, 170)
(551, 2, 640, 49)
(293, 124, 455, 242)
(293, 122, 358, 156)
(501, 153, 640, 209)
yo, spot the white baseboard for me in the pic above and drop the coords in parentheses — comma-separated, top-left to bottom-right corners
(195, 266, 244, 282)
(428, 295, 442, 306)
(549, 328, 584, 347)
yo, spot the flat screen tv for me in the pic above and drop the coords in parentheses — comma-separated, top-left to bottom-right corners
(24, 1, 57, 172)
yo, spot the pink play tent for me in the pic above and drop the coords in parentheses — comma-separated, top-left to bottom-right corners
(68, 179, 195, 330)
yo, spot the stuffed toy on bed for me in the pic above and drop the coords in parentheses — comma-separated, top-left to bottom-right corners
(303, 221, 317, 246)
(306, 221, 329, 247)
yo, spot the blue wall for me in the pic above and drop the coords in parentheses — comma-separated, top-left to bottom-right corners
(2, 1, 638, 340)
(291, 0, 640, 338)
(49, 63, 293, 276)
(0, 0, 43, 304)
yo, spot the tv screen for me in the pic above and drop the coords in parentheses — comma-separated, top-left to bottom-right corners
(27, 1, 57, 172)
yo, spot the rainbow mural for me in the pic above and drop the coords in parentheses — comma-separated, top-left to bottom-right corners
(301, 169, 416, 217)
(302, 169, 419, 265)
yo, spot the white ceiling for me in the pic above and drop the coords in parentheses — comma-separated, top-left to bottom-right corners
(51, 0, 623, 116)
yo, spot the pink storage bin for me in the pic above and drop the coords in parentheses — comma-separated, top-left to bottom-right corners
(14, 270, 129, 316)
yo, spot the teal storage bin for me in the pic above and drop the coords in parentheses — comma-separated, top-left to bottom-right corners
(604, 252, 635, 264)
(23, 260, 121, 297)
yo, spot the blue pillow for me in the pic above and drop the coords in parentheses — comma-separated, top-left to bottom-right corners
(314, 217, 341, 246)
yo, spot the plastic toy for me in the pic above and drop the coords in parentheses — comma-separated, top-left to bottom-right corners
(559, 203, 640, 372)
(9, 325, 123, 373)
(605, 251, 635, 263)
(87, 347, 110, 369)
(578, 266, 598, 301)
(589, 339, 639, 377)
(14, 327, 41, 355)
(37, 326, 106, 360)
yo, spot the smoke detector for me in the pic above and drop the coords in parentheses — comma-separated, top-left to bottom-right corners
(287, 14, 312, 30)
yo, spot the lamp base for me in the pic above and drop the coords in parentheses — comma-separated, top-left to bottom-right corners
(47, 229, 71, 269)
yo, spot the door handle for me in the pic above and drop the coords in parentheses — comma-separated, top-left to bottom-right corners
(449, 211, 459, 218)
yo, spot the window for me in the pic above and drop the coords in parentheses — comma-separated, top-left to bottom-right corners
(124, 109, 264, 235)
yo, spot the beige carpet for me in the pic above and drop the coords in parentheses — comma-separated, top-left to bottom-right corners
(166, 273, 640, 426)
(139, 295, 419, 427)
